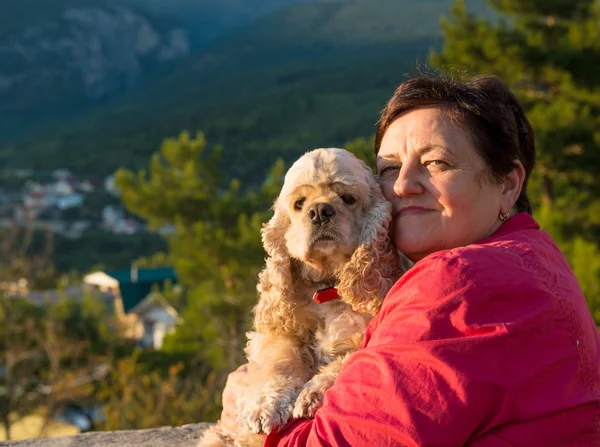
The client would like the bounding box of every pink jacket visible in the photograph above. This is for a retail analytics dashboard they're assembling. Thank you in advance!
[265,213,600,446]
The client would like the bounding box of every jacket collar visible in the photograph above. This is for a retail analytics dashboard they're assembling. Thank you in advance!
[478,212,540,244]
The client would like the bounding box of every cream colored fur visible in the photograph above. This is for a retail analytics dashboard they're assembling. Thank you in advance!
[197,148,405,447]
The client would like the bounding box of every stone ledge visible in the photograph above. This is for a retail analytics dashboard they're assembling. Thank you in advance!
[0,423,211,447]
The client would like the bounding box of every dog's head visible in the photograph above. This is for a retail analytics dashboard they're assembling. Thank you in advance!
[274,148,376,274]
[260,148,402,317]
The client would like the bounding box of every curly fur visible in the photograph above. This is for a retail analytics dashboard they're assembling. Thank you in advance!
[337,180,399,314]
[197,148,407,447]
[253,207,301,337]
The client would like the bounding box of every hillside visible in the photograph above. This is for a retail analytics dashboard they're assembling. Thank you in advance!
[1,0,491,183]
[0,0,120,38]
[0,0,189,140]
[124,0,314,45]
[0,0,314,141]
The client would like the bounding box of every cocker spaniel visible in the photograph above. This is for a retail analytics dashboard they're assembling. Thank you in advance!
[198,148,405,447]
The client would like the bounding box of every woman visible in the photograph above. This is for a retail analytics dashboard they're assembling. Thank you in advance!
[219,74,600,446]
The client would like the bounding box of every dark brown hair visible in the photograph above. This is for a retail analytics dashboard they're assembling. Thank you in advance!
[375,74,535,214]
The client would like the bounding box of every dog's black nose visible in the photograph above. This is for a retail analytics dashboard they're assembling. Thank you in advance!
[308,203,336,225]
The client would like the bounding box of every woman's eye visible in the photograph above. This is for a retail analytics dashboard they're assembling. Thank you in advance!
[294,198,305,211]
[425,160,446,167]
[340,194,357,205]
[378,165,400,176]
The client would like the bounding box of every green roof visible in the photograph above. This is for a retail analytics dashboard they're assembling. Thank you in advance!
[104,267,177,312]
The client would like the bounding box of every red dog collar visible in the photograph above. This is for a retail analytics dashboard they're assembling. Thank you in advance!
[313,286,339,304]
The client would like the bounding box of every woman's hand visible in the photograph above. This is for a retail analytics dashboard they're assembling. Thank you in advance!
[219,363,266,441]
[219,364,248,436]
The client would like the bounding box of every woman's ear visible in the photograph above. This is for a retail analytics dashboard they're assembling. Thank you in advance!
[500,160,526,212]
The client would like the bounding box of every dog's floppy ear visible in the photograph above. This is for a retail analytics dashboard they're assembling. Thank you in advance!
[253,201,300,336]
[337,180,404,314]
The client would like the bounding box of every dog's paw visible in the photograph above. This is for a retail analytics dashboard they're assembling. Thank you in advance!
[196,424,233,447]
[240,388,298,435]
[292,373,336,419]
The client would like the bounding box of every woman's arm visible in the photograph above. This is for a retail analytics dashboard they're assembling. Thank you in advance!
[265,252,514,447]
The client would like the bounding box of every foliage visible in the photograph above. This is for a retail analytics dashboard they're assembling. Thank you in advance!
[431,0,600,322]
[0,293,112,440]
[135,251,172,268]
[98,350,221,430]
[345,135,377,169]
[51,230,168,273]
[117,132,284,373]
[0,224,58,291]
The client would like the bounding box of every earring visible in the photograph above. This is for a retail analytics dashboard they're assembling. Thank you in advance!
[499,210,510,222]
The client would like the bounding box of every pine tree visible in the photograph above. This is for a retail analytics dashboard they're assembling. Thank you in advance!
[431,0,600,321]
[116,132,284,371]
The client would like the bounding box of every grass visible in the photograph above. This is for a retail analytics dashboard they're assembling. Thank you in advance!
[0,410,79,441]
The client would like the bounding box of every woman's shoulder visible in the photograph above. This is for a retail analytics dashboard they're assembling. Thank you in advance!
[380,229,565,327]
[406,222,559,289]
[394,239,527,293]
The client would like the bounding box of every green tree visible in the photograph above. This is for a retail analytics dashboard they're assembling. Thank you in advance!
[116,132,284,373]
[98,350,220,430]
[0,293,112,440]
[345,136,376,170]
[431,0,600,321]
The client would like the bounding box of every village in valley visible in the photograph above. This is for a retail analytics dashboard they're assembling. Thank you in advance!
[0,167,182,431]
[0,168,146,238]
[0,164,180,334]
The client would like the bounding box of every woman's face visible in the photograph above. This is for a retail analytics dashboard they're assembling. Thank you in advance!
[377,107,506,262]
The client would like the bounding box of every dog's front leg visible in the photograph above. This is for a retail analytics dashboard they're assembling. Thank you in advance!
[239,332,313,435]
[292,307,370,419]
[292,354,350,419]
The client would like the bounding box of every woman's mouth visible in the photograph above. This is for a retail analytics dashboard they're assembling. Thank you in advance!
[396,206,435,217]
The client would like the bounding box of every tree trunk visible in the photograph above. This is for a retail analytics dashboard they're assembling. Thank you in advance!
[541,168,554,210]
[2,416,11,441]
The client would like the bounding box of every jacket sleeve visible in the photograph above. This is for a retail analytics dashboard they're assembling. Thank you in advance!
[265,252,514,447]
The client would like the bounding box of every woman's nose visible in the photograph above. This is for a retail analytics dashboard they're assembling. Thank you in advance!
[393,165,424,197]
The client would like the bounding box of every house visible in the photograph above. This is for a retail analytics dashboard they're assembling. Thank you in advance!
[83,267,178,345]
[101,206,141,235]
[104,174,120,196]
[78,179,98,193]
[56,193,84,210]
[129,292,181,349]
[102,205,124,226]
[112,217,140,235]
[50,179,76,196]
[24,180,45,193]
[13,285,114,310]
[158,224,177,236]
[24,190,49,210]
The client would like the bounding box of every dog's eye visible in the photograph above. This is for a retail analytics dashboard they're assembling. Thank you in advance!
[340,194,357,205]
[294,198,305,211]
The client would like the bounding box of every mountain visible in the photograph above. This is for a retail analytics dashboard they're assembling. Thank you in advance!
[0,0,492,183]
[123,0,315,45]
[0,0,191,140]
[0,0,316,141]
